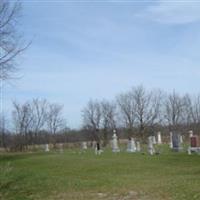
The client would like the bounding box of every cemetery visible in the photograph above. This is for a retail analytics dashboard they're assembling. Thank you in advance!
[1,130,200,200]
[1,1,200,200]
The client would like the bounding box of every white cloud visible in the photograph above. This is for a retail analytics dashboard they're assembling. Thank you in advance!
[138,1,200,24]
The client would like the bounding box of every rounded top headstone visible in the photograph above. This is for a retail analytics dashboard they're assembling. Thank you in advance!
[189,130,193,137]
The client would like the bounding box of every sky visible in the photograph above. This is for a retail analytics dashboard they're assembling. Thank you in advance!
[3,0,200,128]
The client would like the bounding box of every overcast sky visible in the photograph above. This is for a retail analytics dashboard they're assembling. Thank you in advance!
[4,0,200,128]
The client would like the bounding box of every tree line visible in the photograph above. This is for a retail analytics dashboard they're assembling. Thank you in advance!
[1,85,200,151]
[0,99,66,150]
[82,85,200,145]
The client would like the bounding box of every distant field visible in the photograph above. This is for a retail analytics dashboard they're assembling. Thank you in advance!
[0,145,200,200]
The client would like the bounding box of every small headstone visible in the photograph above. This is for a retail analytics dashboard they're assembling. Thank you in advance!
[127,138,136,153]
[190,136,199,148]
[180,135,183,144]
[157,131,162,144]
[148,136,155,155]
[188,135,200,154]
[136,141,141,152]
[95,142,103,155]
[112,130,120,152]
[169,132,173,148]
[152,136,157,144]
[189,130,193,137]
[82,142,87,150]
[59,143,64,153]
[45,144,49,152]
[172,133,182,152]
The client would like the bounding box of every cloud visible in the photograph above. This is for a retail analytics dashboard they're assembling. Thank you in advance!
[137,1,200,24]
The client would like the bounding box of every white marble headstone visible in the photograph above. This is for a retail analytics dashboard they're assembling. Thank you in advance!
[82,142,87,150]
[112,131,120,152]
[169,132,173,149]
[180,135,183,144]
[148,136,155,155]
[59,143,64,153]
[189,130,193,137]
[45,144,49,152]
[157,131,162,144]
[152,136,157,144]
[127,138,136,153]
[136,141,141,152]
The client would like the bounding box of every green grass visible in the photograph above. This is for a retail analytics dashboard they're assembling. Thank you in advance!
[1,145,200,200]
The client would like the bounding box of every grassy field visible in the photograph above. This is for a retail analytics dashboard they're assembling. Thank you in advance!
[0,145,200,200]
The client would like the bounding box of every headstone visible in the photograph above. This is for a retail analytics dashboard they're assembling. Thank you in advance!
[148,136,155,155]
[189,130,193,137]
[157,131,162,144]
[82,142,87,150]
[59,143,64,153]
[127,138,136,153]
[169,132,173,148]
[152,136,157,144]
[190,136,199,148]
[92,141,96,148]
[45,144,49,152]
[180,135,183,144]
[112,130,120,152]
[188,135,200,155]
[172,133,182,152]
[136,141,141,152]
[95,142,103,155]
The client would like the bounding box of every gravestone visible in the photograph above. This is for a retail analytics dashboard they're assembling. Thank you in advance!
[190,136,199,148]
[152,136,157,144]
[148,136,155,155]
[136,141,141,152]
[59,143,64,153]
[188,135,200,154]
[127,138,136,153]
[172,133,182,152]
[95,142,103,155]
[45,144,49,152]
[112,130,120,152]
[157,131,162,144]
[189,130,193,137]
[82,142,87,150]
[180,135,183,144]
[169,132,173,148]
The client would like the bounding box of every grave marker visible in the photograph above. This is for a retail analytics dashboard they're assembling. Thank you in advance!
[112,130,120,152]
[148,136,155,155]
[172,133,182,152]
[127,138,136,153]
[157,131,162,144]
[169,132,173,148]
[82,142,87,150]
[136,141,141,152]
[45,144,49,152]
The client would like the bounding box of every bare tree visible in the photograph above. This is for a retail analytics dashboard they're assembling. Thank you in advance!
[164,91,184,130]
[82,100,101,142]
[46,103,64,135]
[0,114,7,148]
[0,0,28,80]
[31,98,48,141]
[101,100,117,146]
[116,91,136,132]
[190,95,200,124]
[181,94,193,126]
[133,86,162,136]
[12,101,34,150]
